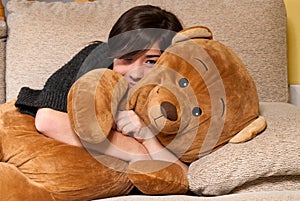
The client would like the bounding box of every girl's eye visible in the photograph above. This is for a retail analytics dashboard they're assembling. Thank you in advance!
[146,60,157,65]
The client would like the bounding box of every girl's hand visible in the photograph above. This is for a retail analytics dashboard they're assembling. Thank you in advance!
[115,110,154,143]
[116,110,188,173]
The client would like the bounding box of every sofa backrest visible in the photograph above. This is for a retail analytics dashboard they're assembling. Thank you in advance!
[0,0,288,103]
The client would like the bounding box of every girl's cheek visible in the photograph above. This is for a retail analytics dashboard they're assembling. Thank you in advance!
[144,67,153,76]
[114,63,137,76]
[113,59,133,75]
[113,59,124,75]
[113,64,125,75]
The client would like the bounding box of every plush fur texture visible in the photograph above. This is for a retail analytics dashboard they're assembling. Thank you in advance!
[0,26,266,200]
[67,26,266,195]
[0,101,133,200]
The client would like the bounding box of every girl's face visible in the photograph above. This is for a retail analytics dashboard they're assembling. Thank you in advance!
[113,42,161,88]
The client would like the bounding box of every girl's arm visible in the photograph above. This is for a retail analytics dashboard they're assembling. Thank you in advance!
[116,110,188,173]
[35,108,82,146]
[140,132,188,173]
[83,130,151,163]
[35,108,151,162]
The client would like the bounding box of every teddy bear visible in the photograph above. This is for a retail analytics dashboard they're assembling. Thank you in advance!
[68,26,267,163]
[0,26,266,201]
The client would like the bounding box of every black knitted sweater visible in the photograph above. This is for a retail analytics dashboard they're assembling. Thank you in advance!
[15,42,113,117]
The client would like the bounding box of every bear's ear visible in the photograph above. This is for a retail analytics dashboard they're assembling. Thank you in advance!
[172,26,213,44]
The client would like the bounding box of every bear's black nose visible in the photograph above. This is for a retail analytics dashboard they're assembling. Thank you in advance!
[160,101,178,121]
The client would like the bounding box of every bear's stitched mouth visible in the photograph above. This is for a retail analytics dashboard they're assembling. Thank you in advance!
[180,116,211,135]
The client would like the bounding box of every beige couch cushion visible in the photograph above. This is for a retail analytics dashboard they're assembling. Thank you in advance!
[188,102,300,195]
[5,0,287,102]
[97,191,300,201]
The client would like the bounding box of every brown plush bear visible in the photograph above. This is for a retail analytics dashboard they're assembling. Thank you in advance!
[0,26,266,201]
[68,26,267,163]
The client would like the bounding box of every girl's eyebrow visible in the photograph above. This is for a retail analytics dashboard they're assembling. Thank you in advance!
[145,54,161,58]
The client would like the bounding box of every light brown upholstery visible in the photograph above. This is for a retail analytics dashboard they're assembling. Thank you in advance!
[0,0,299,200]
[3,0,287,103]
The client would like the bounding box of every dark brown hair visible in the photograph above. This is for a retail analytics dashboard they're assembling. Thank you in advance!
[107,5,183,59]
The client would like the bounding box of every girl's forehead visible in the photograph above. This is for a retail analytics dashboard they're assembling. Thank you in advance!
[137,49,161,61]
[145,48,161,55]
[143,41,162,56]
[131,44,162,60]
[149,41,161,50]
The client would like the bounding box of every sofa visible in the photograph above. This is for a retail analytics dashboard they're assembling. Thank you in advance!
[0,0,299,200]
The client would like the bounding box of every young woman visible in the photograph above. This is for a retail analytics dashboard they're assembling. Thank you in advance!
[15,5,187,172]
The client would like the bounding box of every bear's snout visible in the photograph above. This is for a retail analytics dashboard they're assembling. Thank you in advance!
[160,101,178,121]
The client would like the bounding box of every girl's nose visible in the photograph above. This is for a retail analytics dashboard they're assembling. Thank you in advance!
[129,67,145,81]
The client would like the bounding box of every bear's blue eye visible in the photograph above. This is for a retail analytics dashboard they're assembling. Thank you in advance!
[179,78,189,88]
[192,107,202,117]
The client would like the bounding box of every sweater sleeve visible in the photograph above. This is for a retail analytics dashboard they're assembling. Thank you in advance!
[15,42,112,117]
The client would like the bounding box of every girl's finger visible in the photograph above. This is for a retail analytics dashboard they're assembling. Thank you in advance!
[116,110,131,119]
